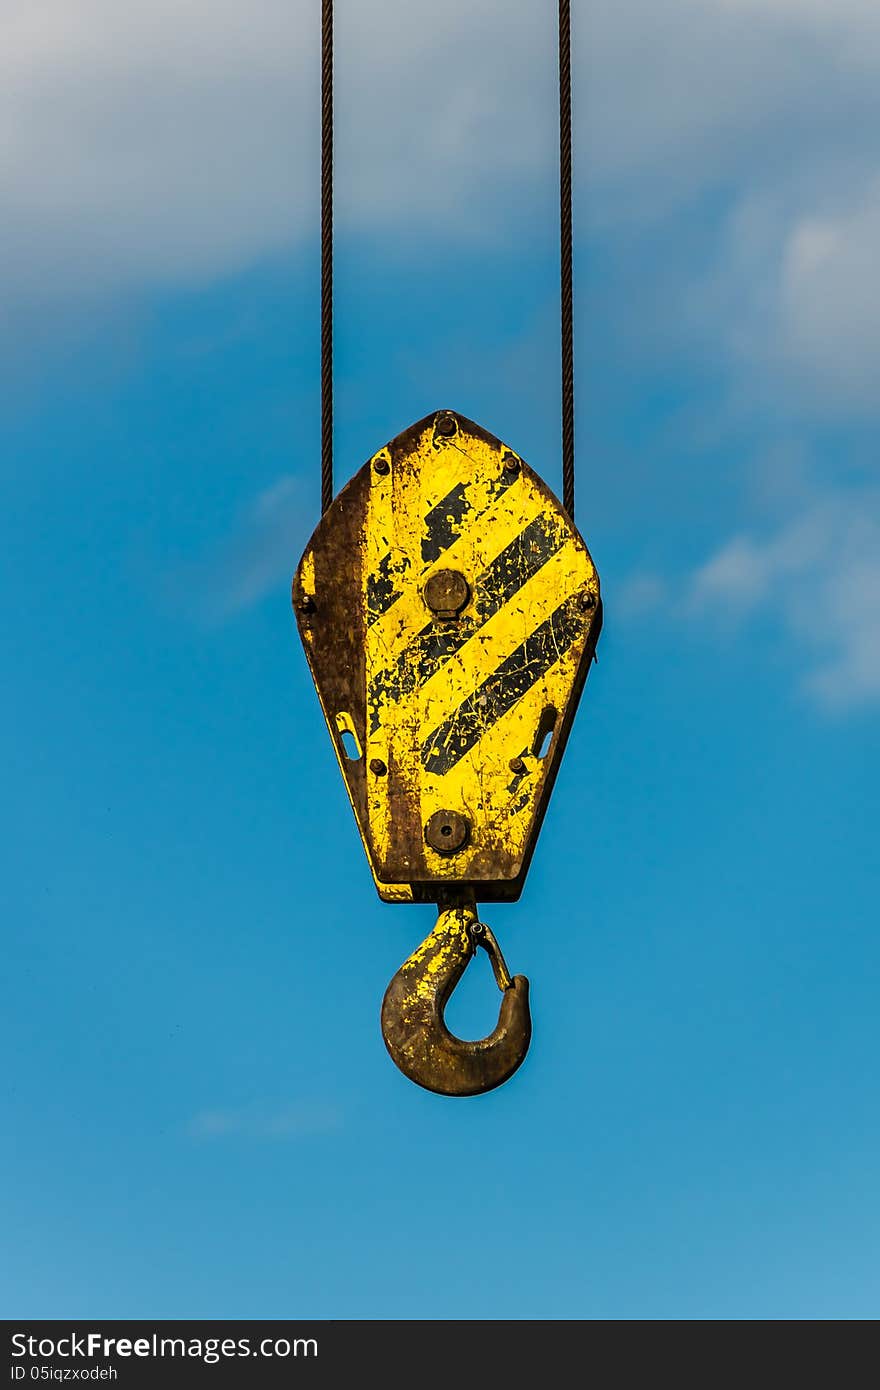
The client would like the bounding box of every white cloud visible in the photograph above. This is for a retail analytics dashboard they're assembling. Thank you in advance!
[3,1,880,295]
[167,474,311,622]
[688,172,880,414]
[0,0,560,297]
[687,492,880,709]
[4,0,880,412]
[777,181,880,404]
[1,2,309,294]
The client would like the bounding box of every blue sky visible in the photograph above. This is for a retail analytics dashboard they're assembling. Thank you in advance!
[2,0,879,1319]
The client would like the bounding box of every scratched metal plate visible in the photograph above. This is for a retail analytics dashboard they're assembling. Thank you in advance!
[293,410,601,904]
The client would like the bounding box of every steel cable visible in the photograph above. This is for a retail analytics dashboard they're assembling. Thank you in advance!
[321,0,333,513]
[559,0,575,519]
[320,2,576,517]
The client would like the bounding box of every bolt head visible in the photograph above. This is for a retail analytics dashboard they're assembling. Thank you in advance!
[424,568,470,619]
[435,412,457,438]
[424,809,470,855]
[509,756,526,774]
[374,457,390,476]
[298,594,316,614]
[580,591,596,610]
[369,758,387,777]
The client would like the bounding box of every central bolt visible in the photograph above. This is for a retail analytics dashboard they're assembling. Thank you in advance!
[424,809,470,855]
[424,568,470,619]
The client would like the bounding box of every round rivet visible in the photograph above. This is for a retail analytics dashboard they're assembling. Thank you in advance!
[370,758,387,776]
[298,594,315,614]
[424,809,470,855]
[424,568,470,619]
[435,413,457,437]
[374,458,390,475]
[581,591,596,610]
[509,756,526,774]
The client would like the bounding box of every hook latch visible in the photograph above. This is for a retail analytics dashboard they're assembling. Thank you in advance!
[381,902,531,1097]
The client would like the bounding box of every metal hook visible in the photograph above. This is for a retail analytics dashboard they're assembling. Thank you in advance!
[380,900,531,1096]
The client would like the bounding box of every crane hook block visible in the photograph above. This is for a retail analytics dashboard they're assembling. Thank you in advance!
[292,410,601,904]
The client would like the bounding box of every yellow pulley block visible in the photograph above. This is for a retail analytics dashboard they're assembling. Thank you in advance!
[293,410,601,1095]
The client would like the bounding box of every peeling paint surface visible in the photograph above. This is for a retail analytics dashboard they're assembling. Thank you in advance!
[292,410,601,905]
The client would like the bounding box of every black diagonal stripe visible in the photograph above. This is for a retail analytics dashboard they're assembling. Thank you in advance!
[367,551,411,626]
[420,591,585,776]
[421,468,518,565]
[474,513,564,624]
[367,514,565,734]
[368,622,463,737]
[422,482,469,563]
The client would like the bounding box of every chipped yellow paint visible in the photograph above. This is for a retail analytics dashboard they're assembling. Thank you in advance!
[361,414,597,897]
[396,903,475,1003]
[298,548,315,599]
[293,409,601,904]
